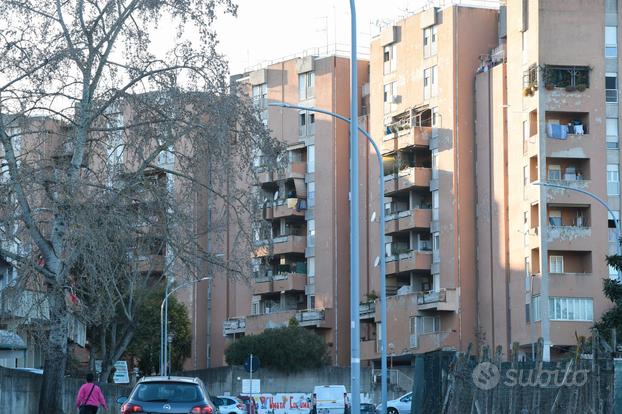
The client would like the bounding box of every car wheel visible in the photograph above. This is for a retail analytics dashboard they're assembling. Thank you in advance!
[388,408,399,414]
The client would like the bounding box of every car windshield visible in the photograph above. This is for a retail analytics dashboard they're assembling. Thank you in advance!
[132,382,203,403]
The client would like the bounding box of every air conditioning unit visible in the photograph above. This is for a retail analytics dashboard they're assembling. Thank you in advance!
[390,95,400,104]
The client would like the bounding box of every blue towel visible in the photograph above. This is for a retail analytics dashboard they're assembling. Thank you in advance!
[547,123,568,140]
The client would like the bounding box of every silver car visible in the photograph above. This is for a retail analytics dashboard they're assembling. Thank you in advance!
[118,376,216,414]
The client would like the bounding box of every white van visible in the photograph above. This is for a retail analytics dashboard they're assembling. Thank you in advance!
[312,385,349,414]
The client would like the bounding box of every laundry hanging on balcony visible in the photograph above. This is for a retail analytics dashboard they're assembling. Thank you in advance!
[547,123,568,140]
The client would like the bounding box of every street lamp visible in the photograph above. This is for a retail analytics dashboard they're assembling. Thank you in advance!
[532,180,621,362]
[532,181,621,260]
[348,3,361,414]
[160,276,212,375]
[267,101,387,414]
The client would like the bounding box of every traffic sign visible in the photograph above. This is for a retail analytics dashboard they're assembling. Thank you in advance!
[244,354,260,373]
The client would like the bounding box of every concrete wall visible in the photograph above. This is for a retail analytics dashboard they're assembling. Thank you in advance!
[0,367,131,414]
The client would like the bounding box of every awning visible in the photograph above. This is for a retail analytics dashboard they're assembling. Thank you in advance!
[287,143,306,151]
[0,330,27,350]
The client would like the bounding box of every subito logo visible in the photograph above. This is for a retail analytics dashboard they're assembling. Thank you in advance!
[472,362,500,390]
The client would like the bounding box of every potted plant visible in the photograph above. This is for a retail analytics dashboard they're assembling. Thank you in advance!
[545,83,555,90]
[565,85,576,92]
[530,84,538,93]
[523,87,532,97]
[576,83,587,92]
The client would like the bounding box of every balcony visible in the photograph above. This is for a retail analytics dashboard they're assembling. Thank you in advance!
[382,126,432,154]
[0,289,49,321]
[255,235,306,257]
[272,199,306,219]
[245,308,330,335]
[415,331,457,353]
[384,167,431,195]
[361,339,378,360]
[253,273,306,295]
[223,317,246,336]
[359,302,376,320]
[256,161,306,185]
[386,250,432,275]
[416,288,458,311]
[385,209,432,234]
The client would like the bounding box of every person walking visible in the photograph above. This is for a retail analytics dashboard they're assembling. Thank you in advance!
[76,373,108,414]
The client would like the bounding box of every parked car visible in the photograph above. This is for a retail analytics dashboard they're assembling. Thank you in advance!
[311,385,349,414]
[117,375,217,414]
[376,392,412,414]
[215,395,248,414]
[360,403,376,414]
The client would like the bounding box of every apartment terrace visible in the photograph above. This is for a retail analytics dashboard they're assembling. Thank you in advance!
[386,250,432,275]
[416,288,458,312]
[245,308,330,335]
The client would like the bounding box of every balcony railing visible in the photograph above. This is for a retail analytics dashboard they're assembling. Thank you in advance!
[417,289,446,305]
[359,302,376,319]
[223,317,246,335]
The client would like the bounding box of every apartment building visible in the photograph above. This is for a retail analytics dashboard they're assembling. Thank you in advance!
[476,0,619,360]
[359,5,500,365]
[214,54,369,366]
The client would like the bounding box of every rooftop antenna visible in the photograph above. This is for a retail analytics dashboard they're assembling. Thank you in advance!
[315,16,329,54]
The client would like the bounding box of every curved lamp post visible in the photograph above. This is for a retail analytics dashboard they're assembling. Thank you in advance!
[160,276,212,375]
[532,181,621,262]
[267,101,387,414]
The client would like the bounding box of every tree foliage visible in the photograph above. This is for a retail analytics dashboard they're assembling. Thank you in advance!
[126,287,191,375]
[594,254,622,342]
[0,0,280,411]
[224,323,329,373]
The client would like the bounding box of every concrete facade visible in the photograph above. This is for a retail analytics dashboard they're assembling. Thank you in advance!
[195,55,370,368]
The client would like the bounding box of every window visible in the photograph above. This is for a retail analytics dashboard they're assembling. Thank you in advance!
[432,232,440,263]
[307,219,315,247]
[607,118,619,149]
[432,190,439,221]
[548,297,594,321]
[308,181,315,208]
[606,73,618,103]
[424,66,437,99]
[423,26,438,58]
[523,165,528,199]
[383,82,397,114]
[549,255,564,273]
[383,44,396,74]
[548,164,561,180]
[299,72,315,100]
[608,164,619,195]
[307,145,315,174]
[416,315,441,335]
[252,83,268,109]
[299,112,315,137]
[548,209,562,226]
[606,26,618,58]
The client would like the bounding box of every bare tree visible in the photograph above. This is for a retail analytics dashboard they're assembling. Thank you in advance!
[0,1,280,412]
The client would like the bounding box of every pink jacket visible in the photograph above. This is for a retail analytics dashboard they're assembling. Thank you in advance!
[76,383,108,410]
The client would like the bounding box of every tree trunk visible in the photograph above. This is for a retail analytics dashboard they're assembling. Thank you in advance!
[38,288,69,414]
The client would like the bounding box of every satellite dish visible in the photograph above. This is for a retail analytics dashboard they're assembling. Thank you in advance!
[371,211,377,222]
[374,256,380,267]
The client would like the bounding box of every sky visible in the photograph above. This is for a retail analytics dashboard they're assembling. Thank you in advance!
[212,0,437,75]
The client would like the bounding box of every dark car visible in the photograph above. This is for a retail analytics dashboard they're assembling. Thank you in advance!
[360,403,376,414]
[118,376,217,414]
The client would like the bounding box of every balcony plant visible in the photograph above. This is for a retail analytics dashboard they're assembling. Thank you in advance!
[576,83,587,92]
